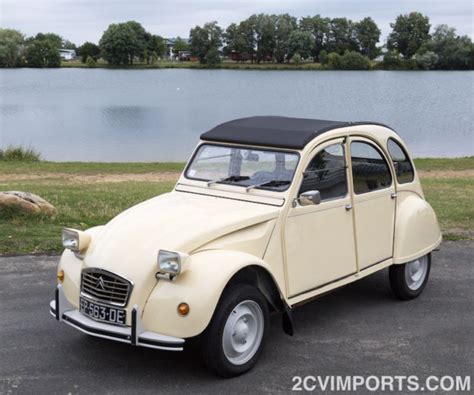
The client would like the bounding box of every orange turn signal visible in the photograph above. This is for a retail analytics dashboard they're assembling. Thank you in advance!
[57,270,65,283]
[177,302,190,316]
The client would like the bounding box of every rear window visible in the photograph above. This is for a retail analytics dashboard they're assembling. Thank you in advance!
[387,139,414,184]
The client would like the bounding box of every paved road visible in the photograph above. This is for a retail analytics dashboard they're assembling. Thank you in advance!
[1,241,473,394]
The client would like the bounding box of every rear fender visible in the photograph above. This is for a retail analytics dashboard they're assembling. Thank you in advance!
[393,194,442,264]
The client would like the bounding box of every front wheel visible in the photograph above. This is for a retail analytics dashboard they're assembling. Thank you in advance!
[389,254,431,300]
[201,284,269,377]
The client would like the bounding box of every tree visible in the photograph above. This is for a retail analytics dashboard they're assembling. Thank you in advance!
[238,19,258,62]
[99,21,147,65]
[78,42,100,63]
[326,18,358,55]
[273,14,297,63]
[32,33,63,48]
[62,40,77,50]
[173,37,189,53]
[147,34,166,58]
[246,14,276,63]
[0,28,25,67]
[25,39,61,67]
[354,17,381,59]
[223,23,247,58]
[206,47,221,67]
[189,21,223,64]
[423,25,473,69]
[387,12,431,59]
[287,30,314,60]
[299,15,330,61]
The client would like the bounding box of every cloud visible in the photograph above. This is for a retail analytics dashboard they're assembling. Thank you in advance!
[1,0,472,44]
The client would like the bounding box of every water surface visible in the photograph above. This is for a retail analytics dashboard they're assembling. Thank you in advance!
[0,69,472,161]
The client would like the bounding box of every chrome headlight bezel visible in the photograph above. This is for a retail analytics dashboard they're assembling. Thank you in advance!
[158,250,181,275]
[62,228,80,252]
[157,250,189,280]
[62,228,90,256]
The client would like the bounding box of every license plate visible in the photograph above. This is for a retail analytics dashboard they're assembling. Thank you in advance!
[79,297,126,325]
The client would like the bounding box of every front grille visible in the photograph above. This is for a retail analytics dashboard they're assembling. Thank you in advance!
[80,268,132,307]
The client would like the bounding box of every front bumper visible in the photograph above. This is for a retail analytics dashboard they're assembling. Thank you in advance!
[50,284,184,351]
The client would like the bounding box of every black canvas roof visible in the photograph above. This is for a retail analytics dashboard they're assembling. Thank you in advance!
[200,116,391,149]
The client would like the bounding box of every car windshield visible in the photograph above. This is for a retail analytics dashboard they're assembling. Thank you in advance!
[185,144,299,191]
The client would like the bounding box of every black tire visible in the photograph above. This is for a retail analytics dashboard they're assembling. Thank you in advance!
[201,284,269,378]
[389,254,431,300]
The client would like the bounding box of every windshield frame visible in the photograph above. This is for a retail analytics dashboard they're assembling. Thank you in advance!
[184,143,301,192]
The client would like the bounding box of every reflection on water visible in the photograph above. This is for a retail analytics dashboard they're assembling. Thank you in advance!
[0,69,472,161]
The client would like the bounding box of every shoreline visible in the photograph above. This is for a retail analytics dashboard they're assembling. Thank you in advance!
[1,61,471,71]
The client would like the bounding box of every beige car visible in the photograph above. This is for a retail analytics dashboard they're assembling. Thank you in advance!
[50,116,441,377]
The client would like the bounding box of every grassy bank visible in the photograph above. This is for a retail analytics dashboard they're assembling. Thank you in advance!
[62,59,329,71]
[0,157,472,254]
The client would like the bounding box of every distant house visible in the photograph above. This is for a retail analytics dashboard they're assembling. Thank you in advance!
[59,49,76,61]
[165,38,190,60]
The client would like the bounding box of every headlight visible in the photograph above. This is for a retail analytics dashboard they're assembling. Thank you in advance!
[157,250,189,280]
[62,228,90,255]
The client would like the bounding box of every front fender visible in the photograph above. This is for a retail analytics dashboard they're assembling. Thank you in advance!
[393,194,442,264]
[141,249,277,339]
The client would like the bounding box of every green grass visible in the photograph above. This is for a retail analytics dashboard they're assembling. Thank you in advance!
[0,181,175,254]
[414,157,474,171]
[0,157,472,254]
[421,177,473,239]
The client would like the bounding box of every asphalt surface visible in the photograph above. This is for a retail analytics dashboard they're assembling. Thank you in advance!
[0,241,473,394]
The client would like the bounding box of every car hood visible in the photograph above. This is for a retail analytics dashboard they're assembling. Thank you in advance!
[83,190,280,278]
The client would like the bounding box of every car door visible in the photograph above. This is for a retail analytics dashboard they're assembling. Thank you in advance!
[285,139,357,297]
[349,138,396,270]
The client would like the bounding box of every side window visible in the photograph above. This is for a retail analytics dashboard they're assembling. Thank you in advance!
[350,141,392,194]
[387,138,414,184]
[299,143,347,201]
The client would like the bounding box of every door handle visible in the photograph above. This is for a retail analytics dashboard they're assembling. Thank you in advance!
[345,204,352,211]
[391,193,398,199]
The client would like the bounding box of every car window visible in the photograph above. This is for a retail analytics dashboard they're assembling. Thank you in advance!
[185,144,299,191]
[387,138,414,184]
[299,143,347,201]
[350,141,392,194]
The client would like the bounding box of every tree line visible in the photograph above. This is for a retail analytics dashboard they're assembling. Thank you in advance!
[0,12,472,69]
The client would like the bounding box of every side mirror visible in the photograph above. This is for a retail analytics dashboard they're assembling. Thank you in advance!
[298,190,321,206]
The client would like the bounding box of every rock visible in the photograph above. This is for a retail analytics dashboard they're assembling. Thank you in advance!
[0,191,56,216]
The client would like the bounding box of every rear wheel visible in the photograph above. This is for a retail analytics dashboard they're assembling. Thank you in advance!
[201,284,269,377]
[389,254,431,300]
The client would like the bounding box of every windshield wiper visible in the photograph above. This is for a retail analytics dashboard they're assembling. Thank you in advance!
[207,175,250,187]
[246,179,291,192]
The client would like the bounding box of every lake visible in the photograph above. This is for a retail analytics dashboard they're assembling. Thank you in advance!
[0,69,472,161]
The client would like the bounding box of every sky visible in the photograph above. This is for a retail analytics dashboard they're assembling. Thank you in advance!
[1,0,473,45]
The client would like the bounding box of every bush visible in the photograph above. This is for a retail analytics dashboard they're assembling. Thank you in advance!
[326,52,341,69]
[382,50,403,69]
[339,51,371,70]
[85,55,97,68]
[291,53,302,65]
[319,50,328,64]
[205,48,221,67]
[0,146,41,162]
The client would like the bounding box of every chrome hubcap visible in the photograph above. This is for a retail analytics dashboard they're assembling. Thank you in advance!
[405,255,428,290]
[222,300,264,365]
